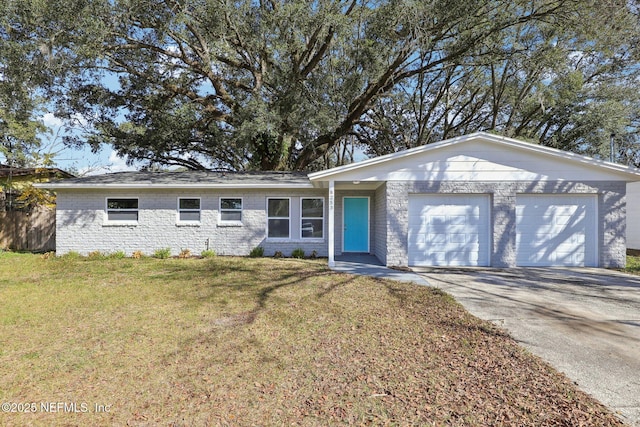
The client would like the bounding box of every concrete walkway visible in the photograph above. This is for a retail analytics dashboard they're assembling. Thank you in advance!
[330,254,429,286]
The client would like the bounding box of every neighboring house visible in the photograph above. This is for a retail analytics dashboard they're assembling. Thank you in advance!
[0,165,75,210]
[0,165,74,252]
[39,132,640,267]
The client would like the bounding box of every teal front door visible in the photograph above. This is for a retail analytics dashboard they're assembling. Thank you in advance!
[343,197,369,252]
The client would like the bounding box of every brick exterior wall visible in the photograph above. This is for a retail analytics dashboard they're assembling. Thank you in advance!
[374,183,387,264]
[55,180,626,268]
[384,181,626,268]
[55,188,329,257]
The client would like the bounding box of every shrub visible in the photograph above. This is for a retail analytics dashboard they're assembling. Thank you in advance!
[249,246,264,258]
[131,250,144,259]
[88,251,106,260]
[109,250,126,259]
[178,248,192,259]
[309,250,318,259]
[201,249,216,258]
[291,248,305,259]
[273,250,283,258]
[153,248,171,259]
[63,251,82,259]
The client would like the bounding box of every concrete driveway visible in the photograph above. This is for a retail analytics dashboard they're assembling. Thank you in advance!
[415,267,640,426]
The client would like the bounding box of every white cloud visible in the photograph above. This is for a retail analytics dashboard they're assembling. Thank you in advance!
[70,113,90,128]
[108,150,136,172]
[41,112,90,131]
[80,150,138,175]
[42,112,64,128]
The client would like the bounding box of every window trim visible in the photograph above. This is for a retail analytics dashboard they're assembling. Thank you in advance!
[177,197,201,225]
[300,197,325,240]
[105,197,139,225]
[219,197,243,225]
[266,197,291,240]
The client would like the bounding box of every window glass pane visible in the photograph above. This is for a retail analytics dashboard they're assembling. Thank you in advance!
[268,199,289,217]
[179,198,200,210]
[302,219,323,238]
[302,199,323,218]
[107,199,138,209]
[221,211,242,222]
[108,211,138,221]
[268,219,289,238]
[221,198,242,210]
[179,211,200,221]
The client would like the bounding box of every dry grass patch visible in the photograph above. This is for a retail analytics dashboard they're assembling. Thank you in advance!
[0,252,624,426]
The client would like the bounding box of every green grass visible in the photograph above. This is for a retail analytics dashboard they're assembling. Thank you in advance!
[625,254,640,274]
[0,253,623,426]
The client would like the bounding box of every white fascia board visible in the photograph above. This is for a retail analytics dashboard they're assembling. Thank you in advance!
[308,131,640,181]
[34,182,315,189]
[484,134,640,178]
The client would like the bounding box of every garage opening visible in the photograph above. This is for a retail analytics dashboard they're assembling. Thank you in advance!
[408,194,491,266]
[516,194,597,267]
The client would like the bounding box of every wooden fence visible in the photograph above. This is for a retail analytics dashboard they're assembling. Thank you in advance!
[0,207,56,252]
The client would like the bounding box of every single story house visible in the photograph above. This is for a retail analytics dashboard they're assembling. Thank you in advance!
[40,132,640,268]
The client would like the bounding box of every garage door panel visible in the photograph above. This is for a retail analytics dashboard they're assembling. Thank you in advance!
[426,233,447,244]
[555,214,576,225]
[408,195,490,267]
[573,252,585,263]
[449,215,466,225]
[428,252,447,264]
[450,233,466,244]
[516,195,596,267]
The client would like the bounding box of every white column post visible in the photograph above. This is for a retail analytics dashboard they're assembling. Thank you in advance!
[328,180,335,267]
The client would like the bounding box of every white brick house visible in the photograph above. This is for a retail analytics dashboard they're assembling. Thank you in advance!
[41,133,640,268]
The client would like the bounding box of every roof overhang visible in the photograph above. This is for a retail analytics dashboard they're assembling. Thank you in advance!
[36,182,315,190]
[34,170,315,190]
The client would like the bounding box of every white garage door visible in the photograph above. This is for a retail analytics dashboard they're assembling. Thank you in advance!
[408,195,490,266]
[516,195,597,267]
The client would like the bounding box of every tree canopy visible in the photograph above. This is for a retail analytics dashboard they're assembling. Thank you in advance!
[3,0,640,171]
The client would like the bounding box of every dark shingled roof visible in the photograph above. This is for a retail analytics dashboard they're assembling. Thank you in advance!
[37,170,313,189]
[0,165,74,179]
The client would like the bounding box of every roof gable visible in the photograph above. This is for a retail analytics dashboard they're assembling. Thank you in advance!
[309,132,640,183]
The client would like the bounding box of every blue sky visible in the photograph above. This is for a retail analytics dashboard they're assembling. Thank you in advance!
[34,71,144,176]
[40,112,138,175]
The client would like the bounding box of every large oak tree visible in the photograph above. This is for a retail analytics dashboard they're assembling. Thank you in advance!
[5,0,640,170]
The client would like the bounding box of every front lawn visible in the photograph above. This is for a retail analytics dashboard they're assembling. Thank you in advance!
[0,252,623,426]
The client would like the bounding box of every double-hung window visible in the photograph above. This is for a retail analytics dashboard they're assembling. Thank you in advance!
[301,198,324,239]
[106,198,138,222]
[267,198,290,239]
[220,198,242,224]
[178,198,201,223]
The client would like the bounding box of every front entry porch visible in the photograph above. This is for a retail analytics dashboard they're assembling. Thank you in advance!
[325,180,384,268]
[331,253,429,286]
